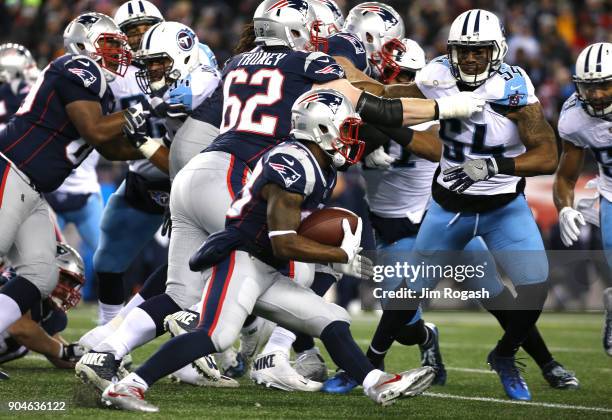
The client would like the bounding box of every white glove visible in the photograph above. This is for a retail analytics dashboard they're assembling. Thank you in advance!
[436,92,486,119]
[338,218,362,262]
[364,146,396,169]
[559,207,586,247]
[333,254,374,281]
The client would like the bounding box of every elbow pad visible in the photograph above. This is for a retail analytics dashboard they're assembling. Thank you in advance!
[356,91,404,127]
[373,125,414,147]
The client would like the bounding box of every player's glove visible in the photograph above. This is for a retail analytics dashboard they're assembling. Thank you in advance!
[442,158,498,193]
[60,343,86,364]
[333,253,374,281]
[436,92,486,119]
[559,207,586,247]
[364,146,396,169]
[149,96,189,119]
[123,103,150,144]
[161,206,172,237]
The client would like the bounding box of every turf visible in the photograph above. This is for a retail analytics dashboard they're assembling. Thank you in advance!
[0,306,610,419]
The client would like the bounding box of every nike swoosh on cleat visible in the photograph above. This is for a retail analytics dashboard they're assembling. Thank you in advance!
[106,391,132,398]
[377,374,402,388]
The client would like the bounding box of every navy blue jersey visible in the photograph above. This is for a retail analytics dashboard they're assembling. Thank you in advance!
[327,32,369,73]
[0,54,115,192]
[0,81,30,129]
[205,46,345,168]
[191,82,223,127]
[224,140,336,267]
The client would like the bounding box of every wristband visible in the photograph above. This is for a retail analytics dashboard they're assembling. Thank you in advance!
[138,137,162,159]
[495,157,515,175]
[268,230,297,238]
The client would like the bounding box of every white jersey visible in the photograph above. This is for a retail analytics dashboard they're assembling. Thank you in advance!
[416,56,539,195]
[363,122,438,224]
[109,66,166,180]
[55,150,100,195]
[558,93,612,201]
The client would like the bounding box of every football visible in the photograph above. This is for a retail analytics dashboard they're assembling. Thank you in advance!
[297,207,358,246]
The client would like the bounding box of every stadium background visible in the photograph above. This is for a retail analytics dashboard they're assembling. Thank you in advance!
[0,0,610,309]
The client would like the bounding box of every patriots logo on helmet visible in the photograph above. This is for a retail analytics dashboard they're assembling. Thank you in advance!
[177,28,196,52]
[299,91,343,114]
[266,0,309,18]
[68,67,97,87]
[323,0,343,21]
[359,5,399,31]
[269,161,302,189]
[314,63,345,78]
[76,14,101,29]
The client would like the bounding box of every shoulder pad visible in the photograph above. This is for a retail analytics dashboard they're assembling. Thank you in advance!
[301,52,345,78]
[62,55,107,98]
[265,144,316,195]
[486,64,536,107]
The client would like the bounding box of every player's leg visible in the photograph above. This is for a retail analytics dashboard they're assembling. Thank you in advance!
[599,197,612,356]
[93,181,163,324]
[479,196,549,400]
[0,166,58,333]
[68,192,103,251]
[169,117,219,180]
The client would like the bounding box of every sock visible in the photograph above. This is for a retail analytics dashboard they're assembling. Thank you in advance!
[320,321,375,384]
[138,264,168,300]
[97,272,125,304]
[292,332,315,354]
[367,309,417,366]
[362,369,385,390]
[242,314,257,329]
[261,326,296,356]
[136,329,216,386]
[495,283,548,357]
[98,302,123,325]
[138,293,182,336]
[95,307,157,359]
[394,319,428,346]
[121,372,149,392]
[311,271,336,296]
[113,293,145,324]
[0,276,41,332]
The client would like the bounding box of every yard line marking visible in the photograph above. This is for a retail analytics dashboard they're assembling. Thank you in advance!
[446,367,494,374]
[423,392,612,413]
[354,339,599,353]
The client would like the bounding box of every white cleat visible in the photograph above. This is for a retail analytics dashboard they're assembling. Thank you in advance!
[78,323,116,351]
[294,348,328,382]
[164,311,221,381]
[239,317,275,364]
[250,351,323,392]
[170,364,239,388]
[117,354,133,380]
[101,383,158,412]
[364,367,435,406]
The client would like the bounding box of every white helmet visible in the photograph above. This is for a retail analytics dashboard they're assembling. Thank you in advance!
[291,89,364,167]
[136,21,200,94]
[253,0,317,51]
[573,42,612,117]
[0,43,39,84]
[63,12,132,80]
[310,0,344,36]
[447,9,508,87]
[343,2,404,69]
[378,38,426,83]
[114,0,163,31]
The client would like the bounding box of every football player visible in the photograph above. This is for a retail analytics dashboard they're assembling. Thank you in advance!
[0,12,161,344]
[0,243,86,371]
[368,9,559,401]
[102,88,436,411]
[0,43,39,130]
[553,42,612,357]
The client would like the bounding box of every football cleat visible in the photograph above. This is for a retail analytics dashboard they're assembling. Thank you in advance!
[419,322,447,385]
[164,310,221,382]
[294,348,328,382]
[101,383,158,412]
[239,317,275,367]
[541,360,579,389]
[487,349,531,401]
[0,369,8,380]
[321,370,358,394]
[75,351,120,392]
[118,353,133,380]
[250,351,323,392]
[604,288,612,356]
[170,364,239,388]
[78,323,116,351]
[0,345,28,364]
[215,347,247,378]
[364,367,435,406]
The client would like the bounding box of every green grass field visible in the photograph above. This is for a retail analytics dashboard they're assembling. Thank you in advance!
[1,305,610,419]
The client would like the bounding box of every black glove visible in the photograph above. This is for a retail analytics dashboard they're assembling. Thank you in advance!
[61,343,86,363]
[123,103,150,148]
[149,96,189,119]
[442,158,498,193]
[161,206,172,237]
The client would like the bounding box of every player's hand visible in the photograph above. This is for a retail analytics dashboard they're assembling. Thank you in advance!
[61,343,86,364]
[442,158,498,193]
[333,253,374,280]
[436,92,486,119]
[559,207,586,247]
[364,146,395,169]
[123,103,150,147]
[339,218,362,262]
[149,96,189,119]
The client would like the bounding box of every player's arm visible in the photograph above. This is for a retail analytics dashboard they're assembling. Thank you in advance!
[263,183,349,264]
[553,141,585,211]
[333,56,385,95]
[408,125,442,162]
[8,312,63,361]
[505,102,559,176]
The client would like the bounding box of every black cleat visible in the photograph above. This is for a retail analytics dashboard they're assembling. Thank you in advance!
[75,351,120,393]
[604,288,612,357]
[419,322,447,385]
[0,369,8,380]
[542,360,579,389]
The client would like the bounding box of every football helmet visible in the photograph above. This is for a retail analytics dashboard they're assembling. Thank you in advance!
[0,43,39,84]
[447,9,508,87]
[310,0,344,52]
[573,42,612,117]
[51,243,85,311]
[343,2,404,73]
[253,0,317,52]
[381,38,426,83]
[136,21,200,94]
[63,12,132,80]
[291,88,364,167]
[114,0,164,52]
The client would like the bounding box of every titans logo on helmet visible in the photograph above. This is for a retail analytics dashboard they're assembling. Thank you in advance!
[359,4,399,31]
[177,28,196,51]
[68,68,98,88]
[269,161,302,189]
[299,91,343,114]
[265,0,309,18]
